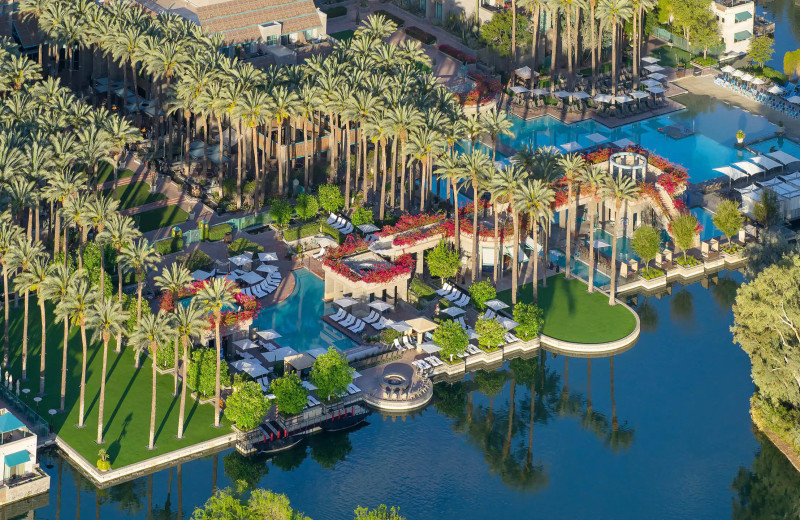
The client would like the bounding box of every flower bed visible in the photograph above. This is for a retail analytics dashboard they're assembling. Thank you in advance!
[458,73,501,107]
[323,248,415,284]
[324,238,370,261]
[581,145,690,195]
[675,255,701,267]
[405,26,437,45]
[159,280,261,329]
[640,267,665,280]
[439,44,476,64]
[377,212,445,237]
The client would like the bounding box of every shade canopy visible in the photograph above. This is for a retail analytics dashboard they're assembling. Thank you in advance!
[768,150,800,165]
[4,450,29,467]
[497,317,519,330]
[649,72,667,81]
[368,299,393,311]
[646,86,666,94]
[631,91,650,100]
[191,269,213,281]
[721,65,736,73]
[593,238,612,248]
[229,254,252,266]
[357,223,380,233]
[420,343,442,354]
[233,339,261,350]
[593,93,614,103]
[571,91,590,100]
[749,155,783,170]
[334,297,359,308]
[406,317,438,333]
[239,271,265,285]
[256,329,282,341]
[484,299,510,310]
[641,79,661,88]
[733,161,765,176]
[553,90,571,98]
[732,70,745,78]
[585,132,608,144]
[530,88,549,96]
[740,73,755,82]
[515,65,533,79]
[560,141,582,152]
[751,77,766,85]
[644,64,664,72]
[768,85,784,94]
[713,165,748,180]
[258,252,279,262]
[389,321,411,332]
[256,264,279,273]
[510,85,529,94]
[441,306,466,317]
[788,95,800,104]
[642,56,660,64]
[613,138,635,148]
[230,360,269,378]
[615,95,634,103]
[0,413,24,434]
[263,347,298,362]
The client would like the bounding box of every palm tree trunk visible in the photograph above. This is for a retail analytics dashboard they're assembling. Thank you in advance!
[453,186,461,252]
[549,10,560,91]
[511,0,517,64]
[379,140,388,220]
[173,331,180,396]
[54,205,61,257]
[531,5,540,65]
[611,22,618,97]
[344,121,351,209]
[588,203,596,292]
[371,138,379,206]
[177,337,188,438]
[609,201,620,305]
[59,317,69,410]
[3,267,9,367]
[532,225,540,302]
[303,119,310,189]
[21,292,29,380]
[78,322,88,427]
[503,379,515,460]
[493,207,500,284]
[38,299,46,395]
[149,344,157,450]
[399,141,407,212]
[97,336,109,444]
[471,183,480,282]
[214,317,222,427]
[216,115,224,188]
[565,182,573,278]
[511,212,519,304]
[390,138,398,211]
[116,258,123,354]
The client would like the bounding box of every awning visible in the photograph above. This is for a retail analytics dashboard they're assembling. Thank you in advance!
[767,150,800,165]
[734,30,752,41]
[503,245,529,262]
[733,161,765,176]
[0,414,24,434]
[560,141,583,152]
[749,156,782,170]
[735,11,752,22]
[713,166,748,180]
[4,450,29,467]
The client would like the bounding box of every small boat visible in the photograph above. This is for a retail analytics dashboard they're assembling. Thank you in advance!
[320,407,371,432]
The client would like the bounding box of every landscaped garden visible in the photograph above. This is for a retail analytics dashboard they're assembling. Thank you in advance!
[95,161,135,185]
[499,275,637,344]
[103,181,167,210]
[134,206,190,232]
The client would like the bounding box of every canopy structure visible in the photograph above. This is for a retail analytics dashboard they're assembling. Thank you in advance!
[233,339,261,350]
[649,72,667,81]
[484,299,509,310]
[767,150,800,165]
[368,299,393,311]
[713,165,748,181]
[585,133,608,144]
[256,264,279,273]
[646,86,666,94]
[768,85,784,94]
[510,86,529,94]
[406,317,438,334]
[230,360,269,378]
[531,88,549,96]
[641,79,661,88]
[419,343,442,354]
[613,138,636,148]
[334,297,358,308]
[229,254,252,267]
[258,252,279,262]
[593,94,613,103]
[515,66,533,79]
[741,73,755,82]
[615,95,634,103]
[630,91,650,100]
[0,413,24,434]
[733,161,765,176]
[751,77,766,85]
[239,271,265,285]
[788,95,800,104]
[781,172,800,183]
[571,91,590,100]
[263,347,298,362]
[732,70,745,78]
[4,450,29,467]
[644,64,664,72]
[191,269,213,281]
[749,156,783,171]
[497,317,519,330]
[441,306,466,317]
[256,329,282,341]
[553,90,571,98]
[642,56,660,64]
[560,141,582,152]
[357,223,380,233]
[721,65,736,73]
[389,321,411,332]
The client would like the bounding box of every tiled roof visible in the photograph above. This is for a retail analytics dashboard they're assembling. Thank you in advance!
[196,0,322,45]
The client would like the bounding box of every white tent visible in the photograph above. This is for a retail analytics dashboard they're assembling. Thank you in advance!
[780,172,800,184]
[767,150,800,165]
[768,85,784,95]
[749,156,782,171]
[713,165,748,181]
[758,177,783,187]
[733,161,765,177]
[497,317,519,330]
[585,133,608,144]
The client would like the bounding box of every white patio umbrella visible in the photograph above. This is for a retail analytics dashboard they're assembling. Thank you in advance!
[751,77,766,85]
[721,65,736,73]
[644,64,664,72]
[649,72,667,81]
[334,297,359,308]
[585,133,608,145]
[732,70,744,78]
[191,269,213,281]
[258,252,279,262]
[646,86,666,94]
[233,339,260,350]
[510,85,530,94]
[357,223,380,233]
[630,91,650,100]
[641,79,661,88]
[390,321,411,332]
[531,88,549,96]
[740,73,754,82]
[256,329,283,341]
[368,299,393,312]
[515,66,533,79]
[484,299,509,310]
[497,317,519,330]
[441,306,466,317]
[553,90,571,98]
[560,141,583,153]
[593,238,612,248]
[615,95,634,103]
[230,360,269,378]
[571,91,590,100]
[642,56,660,64]
[229,254,252,267]
[239,271,265,285]
[256,264,279,273]
[420,343,442,354]
[593,94,614,103]
[768,85,784,95]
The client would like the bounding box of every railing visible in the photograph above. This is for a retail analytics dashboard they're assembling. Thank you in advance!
[651,27,725,57]
[153,209,274,250]
[0,384,51,440]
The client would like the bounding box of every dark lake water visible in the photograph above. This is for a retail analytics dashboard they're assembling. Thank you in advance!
[19,272,800,519]
[758,0,800,72]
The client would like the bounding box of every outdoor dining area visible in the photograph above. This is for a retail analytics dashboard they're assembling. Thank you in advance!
[715,66,800,119]
[190,250,283,300]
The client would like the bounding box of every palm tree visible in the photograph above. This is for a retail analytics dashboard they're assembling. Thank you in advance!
[557,154,587,279]
[87,299,128,445]
[98,214,140,350]
[514,179,555,302]
[490,164,528,302]
[196,278,237,427]
[154,263,193,396]
[130,311,173,450]
[63,278,97,428]
[461,150,493,282]
[601,174,638,305]
[598,0,634,97]
[271,86,299,197]
[86,195,120,303]
[14,255,48,382]
[104,113,141,194]
[9,237,43,377]
[479,109,514,163]
[407,126,445,213]
[387,104,423,212]
[437,155,468,253]
[0,215,22,367]
[120,238,161,327]
[173,300,206,439]
[42,263,80,409]
[578,165,608,292]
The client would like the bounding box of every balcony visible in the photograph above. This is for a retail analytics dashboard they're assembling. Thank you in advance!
[714,0,752,8]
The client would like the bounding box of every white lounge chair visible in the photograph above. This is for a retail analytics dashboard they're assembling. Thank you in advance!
[393,338,403,351]
[484,309,496,320]
[340,314,355,328]
[349,320,365,333]
[327,213,338,225]
[402,336,415,349]
[436,283,452,296]
[455,294,470,307]
[312,247,326,259]
[363,310,380,323]
[341,222,353,234]
[456,317,467,329]
[330,309,346,322]
[374,317,389,330]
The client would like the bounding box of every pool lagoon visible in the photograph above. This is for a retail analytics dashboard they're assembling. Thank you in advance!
[749,136,800,158]
[251,269,356,352]
[692,207,724,242]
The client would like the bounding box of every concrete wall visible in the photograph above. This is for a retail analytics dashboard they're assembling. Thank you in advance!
[712,1,755,54]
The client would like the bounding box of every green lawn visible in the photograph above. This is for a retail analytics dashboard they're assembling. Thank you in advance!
[103,181,166,211]
[330,30,355,42]
[498,274,637,344]
[95,161,135,185]
[5,299,229,468]
[134,206,190,233]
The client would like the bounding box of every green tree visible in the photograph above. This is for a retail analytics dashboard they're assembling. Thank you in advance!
[354,505,406,520]
[294,193,319,221]
[744,231,797,279]
[631,225,661,273]
[784,49,800,78]
[270,199,293,230]
[754,189,780,229]
[192,488,309,520]
[271,373,309,415]
[513,302,544,340]
[225,381,269,431]
[187,348,230,398]
[669,213,699,259]
[350,206,374,227]
[310,347,353,400]
[468,280,497,311]
[712,199,744,246]
[691,10,721,59]
[432,320,469,361]
[747,35,775,69]
[475,317,506,350]
[318,184,344,215]
[426,241,461,282]
[479,11,531,58]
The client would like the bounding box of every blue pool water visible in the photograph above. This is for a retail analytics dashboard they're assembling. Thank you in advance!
[251,269,356,352]
[549,249,612,288]
[591,228,639,262]
[692,207,724,242]
[504,94,775,183]
[749,136,800,158]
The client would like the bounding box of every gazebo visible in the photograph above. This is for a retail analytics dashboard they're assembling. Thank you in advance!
[405,317,438,346]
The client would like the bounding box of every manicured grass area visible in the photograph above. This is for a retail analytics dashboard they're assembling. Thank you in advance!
[103,181,166,211]
[330,30,355,42]
[95,161,134,185]
[134,206,190,233]
[498,274,637,344]
[5,300,228,468]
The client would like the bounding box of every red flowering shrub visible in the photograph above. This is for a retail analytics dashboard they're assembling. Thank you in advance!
[158,280,261,330]
[672,198,688,213]
[439,44,476,64]
[377,212,445,237]
[458,73,501,106]
[552,190,568,209]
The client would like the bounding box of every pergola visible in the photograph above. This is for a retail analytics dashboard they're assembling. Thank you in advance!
[406,317,438,346]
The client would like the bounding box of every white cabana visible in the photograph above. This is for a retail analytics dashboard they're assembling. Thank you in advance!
[642,56,660,64]
[781,172,800,183]
[713,165,748,181]
[367,299,393,312]
[515,66,533,79]
[191,269,213,281]
[593,94,614,103]
[263,347,298,362]
[256,329,282,341]
[441,306,466,317]
[751,77,766,85]
[788,95,800,104]
[641,79,661,88]
[233,339,261,351]
[759,177,783,187]
[749,156,783,171]
[615,95,634,103]
[560,141,583,153]
[721,65,736,73]
[768,85,784,95]
[256,264,279,273]
[741,73,755,82]
[644,64,664,72]
[334,297,358,308]
[239,271,265,285]
[767,150,800,165]
[630,91,650,100]
[732,70,745,78]
[357,223,380,233]
[484,299,509,310]
[649,72,667,81]
[571,91,590,100]
[554,90,571,98]
[510,86,530,94]
[258,252,279,262]
[229,254,253,267]
[647,86,666,94]
[420,343,442,354]
[732,161,765,177]
[531,88,549,96]
[585,133,608,145]
[230,360,269,378]
[389,321,411,332]
[613,138,636,148]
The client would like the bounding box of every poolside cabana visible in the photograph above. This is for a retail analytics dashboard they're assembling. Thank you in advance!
[406,317,438,345]
[714,165,748,187]
[585,133,608,146]
[767,150,800,170]
[285,353,316,379]
[749,155,783,174]
[615,95,634,104]
[263,347,298,363]
[230,359,269,378]
[732,161,765,179]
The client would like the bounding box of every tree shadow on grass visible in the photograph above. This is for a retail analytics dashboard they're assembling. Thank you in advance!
[104,365,142,439]
[107,413,132,464]
[183,399,200,431]
[153,394,177,446]
[84,349,126,421]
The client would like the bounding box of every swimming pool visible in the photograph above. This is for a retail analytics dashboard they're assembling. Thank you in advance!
[749,136,800,158]
[251,269,356,352]
[591,228,640,262]
[691,207,724,242]
[549,249,611,288]
[503,93,775,183]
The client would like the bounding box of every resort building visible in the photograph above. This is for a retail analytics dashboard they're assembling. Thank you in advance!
[710,0,755,55]
[0,410,49,507]
[133,0,328,60]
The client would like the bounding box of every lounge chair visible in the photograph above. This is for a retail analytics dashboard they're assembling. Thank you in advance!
[424,332,433,341]
[455,294,470,307]
[456,317,467,329]
[444,289,460,302]
[341,222,354,234]
[436,283,452,296]
[349,320,365,333]
[483,309,496,320]
[340,314,355,328]
[393,338,404,351]
[374,317,389,330]
[327,213,338,225]
[312,247,326,259]
[363,310,380,324]
[330,309,346,322]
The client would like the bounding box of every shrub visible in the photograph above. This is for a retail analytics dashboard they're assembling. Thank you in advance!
[438,44,476,64]
[322,5,347,18]
[405,26,436,45]
[270,373,308,416]
[350,206,374,227]
[513,302,543,340]
[432,320,469,360]
[270,199,293,229]
[294,193,319,221]
[426,241,460,281]
[669,213,699,259]
[156,339,175,369]
[375,9,405,27]
[283,221,344,244]
[155,237,183,255]
[469,280,496,311]
[380,327,402,346]
[641,267,665,279]
[318,184,344,215]
[188,348,230,398]
[475,317,506,351]
[179,249,213,271]
[631,225,661,269]
[310,347,353,401]
[228,238,264,257]
[409,277,436,301]
[225,381,269,431]
[96,449,111,471]
[208,223,232,242]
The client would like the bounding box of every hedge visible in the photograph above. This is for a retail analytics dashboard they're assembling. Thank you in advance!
[283,222,344,244]
[375,9,405,27]
[155,237,184,255]
[323,6,347,18]
[208,223,232,242]
[405,26,436,45]
[439,44,476,64]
